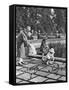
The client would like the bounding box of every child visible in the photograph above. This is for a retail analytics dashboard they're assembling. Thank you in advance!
[46,48,55,65]
[40,38,49,62]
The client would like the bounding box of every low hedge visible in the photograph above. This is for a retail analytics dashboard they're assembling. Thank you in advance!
[49,43,66,58]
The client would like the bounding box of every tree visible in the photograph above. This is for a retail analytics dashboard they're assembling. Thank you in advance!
[55,9,66,33]
[16,7,66,35]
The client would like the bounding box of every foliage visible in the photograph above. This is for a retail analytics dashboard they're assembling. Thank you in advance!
[49,43,66,58]
[16,6,66,35]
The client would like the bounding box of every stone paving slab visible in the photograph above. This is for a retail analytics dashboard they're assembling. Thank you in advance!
[26,69,37,74]
[45,79,56,82]
[30,76,47,82]
[57,69,66,76]
[36,71,50,77]
[16,70,24,76]
[41,66,52,72]
[59,63,66,69]
[58,76,66,81]
[16,79,22,83]
[20,67,28,72]
[17,73,36,80]
[18,81,29,84]
[37,66,44,69]
[16,66,23,70]
[17,73,31,80]
[47,74,60,79]
[23,63,37,68]
[30,74,37,78]
[55,62,66,69]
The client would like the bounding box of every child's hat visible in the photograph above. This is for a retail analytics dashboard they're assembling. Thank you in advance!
[49,48,55,53]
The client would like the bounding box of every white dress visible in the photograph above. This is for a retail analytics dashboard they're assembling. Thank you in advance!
[20,43,26,58]
[28,43,37,56]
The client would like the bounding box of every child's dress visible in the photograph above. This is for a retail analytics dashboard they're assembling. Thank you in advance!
[40,42,49,55]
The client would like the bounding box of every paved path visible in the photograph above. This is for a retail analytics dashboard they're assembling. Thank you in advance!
[16,57,66,84]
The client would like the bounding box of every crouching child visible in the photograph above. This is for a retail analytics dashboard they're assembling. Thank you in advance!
[46,48,55,65]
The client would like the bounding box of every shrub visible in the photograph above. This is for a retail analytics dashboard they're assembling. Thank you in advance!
[49,43,66,58]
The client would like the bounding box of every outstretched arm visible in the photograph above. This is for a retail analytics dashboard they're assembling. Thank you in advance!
[20,30,27,41]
